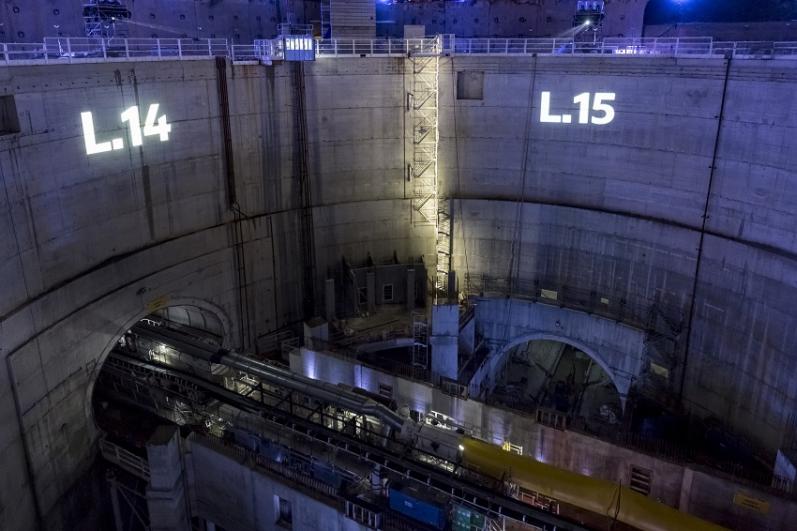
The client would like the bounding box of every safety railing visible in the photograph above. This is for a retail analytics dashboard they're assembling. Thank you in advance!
[99,437,151,481]
[0,37,230,64]
[451,36,717,56]
[2,36,797,66]
[450,36,797,58]
[711,40,797,57]
[315,37,440,57]
[464,272,685,334]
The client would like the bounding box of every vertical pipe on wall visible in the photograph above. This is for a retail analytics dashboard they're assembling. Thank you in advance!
[216,56,252,349]
[293,61,318,320]
[678,55,733,404]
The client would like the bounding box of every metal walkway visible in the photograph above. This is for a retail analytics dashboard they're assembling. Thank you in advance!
[2,35,796,66]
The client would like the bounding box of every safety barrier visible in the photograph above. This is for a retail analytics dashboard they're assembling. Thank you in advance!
[2,35,797,66]
[99,437,151,481]
[315,37,440,57]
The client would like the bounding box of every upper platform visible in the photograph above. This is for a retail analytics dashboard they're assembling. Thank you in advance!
[0,35,795,66]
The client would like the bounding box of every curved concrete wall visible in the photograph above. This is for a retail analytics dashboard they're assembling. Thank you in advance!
[1,52,796,531]
[440,55,797,453]
[0,59,305,530]
[471,298,648,405]
[0,57,425,531]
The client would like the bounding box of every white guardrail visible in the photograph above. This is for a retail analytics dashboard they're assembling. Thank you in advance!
[0,36,796,65]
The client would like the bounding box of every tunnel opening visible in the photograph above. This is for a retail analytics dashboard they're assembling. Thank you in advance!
[89,304,232,531]
[487,339,623,436]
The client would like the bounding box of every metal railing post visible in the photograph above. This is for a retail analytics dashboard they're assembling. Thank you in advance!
[523,39,528,55]
[66,37,72,63]
[3,44,8,65]
[208,40,212,56]
[370,39,374,56]
[156,38,161,58]
[552,40,556,54]
[124,39,129,58]
[388,39,391,55]
[178,39,183,58]
[504,39,508,55]
[102,38,107,59]
[674,37,680,56]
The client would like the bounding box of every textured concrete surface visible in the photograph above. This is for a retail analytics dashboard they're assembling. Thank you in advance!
[1,52,796,531]
[439,55,797,454]
[0,0,317,43]
[470,298,647,406]
[0,0,647,42]
[0,59,303,530]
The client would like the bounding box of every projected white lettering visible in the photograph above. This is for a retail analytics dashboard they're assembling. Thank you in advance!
[540,91,616,125]
[81,103,171,155]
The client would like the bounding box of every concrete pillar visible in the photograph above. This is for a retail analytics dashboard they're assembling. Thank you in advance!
[366,271,376,314]
[146,426,191,531]
[430,304,459,382]
[303,318,329,350]
[324,278,335,320]
[406,268,416,310]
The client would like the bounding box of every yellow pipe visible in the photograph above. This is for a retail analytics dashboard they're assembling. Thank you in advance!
[460,437,728,531]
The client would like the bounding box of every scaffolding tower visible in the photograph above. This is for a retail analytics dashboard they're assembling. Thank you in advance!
[409,39,450,299]
[83,0,131,38]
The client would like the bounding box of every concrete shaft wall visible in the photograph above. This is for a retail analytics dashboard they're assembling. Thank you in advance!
[1,52,796,530]
[0,59,305,530]
[439,55,797,453]
[0,56,426,531]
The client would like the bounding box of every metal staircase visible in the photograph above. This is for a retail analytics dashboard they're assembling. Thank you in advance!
[409,51,439,227]
[408,38,451,299]
[436,201,451,298]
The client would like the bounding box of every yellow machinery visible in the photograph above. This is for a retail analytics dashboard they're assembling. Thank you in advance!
[460,437,728,531]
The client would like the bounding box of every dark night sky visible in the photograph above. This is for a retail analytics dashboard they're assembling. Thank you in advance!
[643,0,797,25]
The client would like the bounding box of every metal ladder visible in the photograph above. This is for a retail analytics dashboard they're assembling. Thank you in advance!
[411,311,429,368]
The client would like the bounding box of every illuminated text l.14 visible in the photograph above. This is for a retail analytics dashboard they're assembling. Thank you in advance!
[81,103,172,156]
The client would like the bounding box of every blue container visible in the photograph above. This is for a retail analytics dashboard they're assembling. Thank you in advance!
[388,486,447,530]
